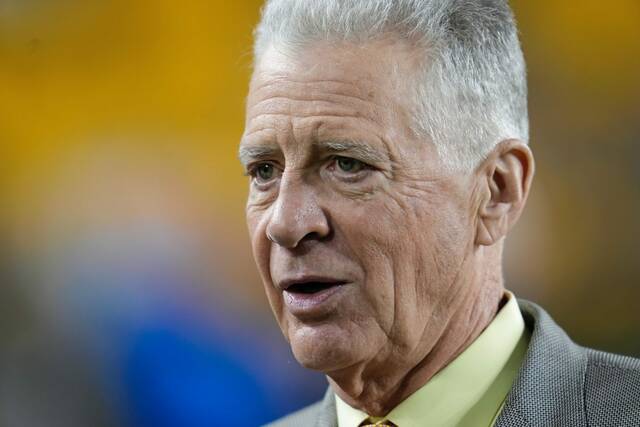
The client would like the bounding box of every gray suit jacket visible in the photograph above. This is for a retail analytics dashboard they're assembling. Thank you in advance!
[265,300,640,426]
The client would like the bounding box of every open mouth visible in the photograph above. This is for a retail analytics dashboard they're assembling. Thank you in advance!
[286,281,346,294]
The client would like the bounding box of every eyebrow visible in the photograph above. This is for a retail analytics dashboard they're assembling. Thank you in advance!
[238,144,281,167]
[238,139,389,167]
[316,140,389,164]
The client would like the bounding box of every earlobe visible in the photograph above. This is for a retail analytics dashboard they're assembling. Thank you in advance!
[476,217,495,246]
[475,140,534,247]
[476,209,508,246]
[476,187,511,246]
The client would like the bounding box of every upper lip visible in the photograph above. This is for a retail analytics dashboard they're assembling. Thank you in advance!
[277,275,348,291]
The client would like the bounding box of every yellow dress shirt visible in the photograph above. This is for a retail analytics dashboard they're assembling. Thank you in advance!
[336,291,530,427]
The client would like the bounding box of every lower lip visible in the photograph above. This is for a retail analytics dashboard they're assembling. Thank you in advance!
[283,284,345,316]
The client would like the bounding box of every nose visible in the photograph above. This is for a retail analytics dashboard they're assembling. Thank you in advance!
[266,177,330,249]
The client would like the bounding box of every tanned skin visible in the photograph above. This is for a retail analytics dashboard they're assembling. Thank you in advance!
[240,38,534,416]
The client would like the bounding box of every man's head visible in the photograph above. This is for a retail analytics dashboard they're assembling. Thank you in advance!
[253,0,529,171]
[239,0,533,400]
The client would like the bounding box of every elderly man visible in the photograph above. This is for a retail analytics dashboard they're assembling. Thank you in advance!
[238,0,640,426]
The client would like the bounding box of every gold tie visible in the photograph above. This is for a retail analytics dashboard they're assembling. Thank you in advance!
[358,418,398,427]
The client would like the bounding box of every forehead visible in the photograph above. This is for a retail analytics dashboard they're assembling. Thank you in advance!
[242,40,420,154]
[249,38,420,102]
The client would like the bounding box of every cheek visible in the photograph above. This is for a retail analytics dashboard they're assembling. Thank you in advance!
[246,205,287,325]
[407,199,475,322]
[337,187,470,330]
[246,209,267,271]
[330,197,415,332]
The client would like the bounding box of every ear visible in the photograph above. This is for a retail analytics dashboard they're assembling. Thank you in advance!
[475,139,535,247]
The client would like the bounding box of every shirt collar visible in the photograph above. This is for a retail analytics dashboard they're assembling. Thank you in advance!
[336,291,529,427]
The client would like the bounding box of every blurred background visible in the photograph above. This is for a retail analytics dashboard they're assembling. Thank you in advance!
[0,1,638,426]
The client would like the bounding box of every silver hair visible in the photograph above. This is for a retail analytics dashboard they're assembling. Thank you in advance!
[253,0,529,171]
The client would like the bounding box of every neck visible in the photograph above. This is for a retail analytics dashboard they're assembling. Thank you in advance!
[327,258,505,416]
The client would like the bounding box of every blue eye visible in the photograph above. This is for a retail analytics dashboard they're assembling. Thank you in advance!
[336,156,365,173]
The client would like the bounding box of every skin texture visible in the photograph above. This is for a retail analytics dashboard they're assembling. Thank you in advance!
[240,38,534,416]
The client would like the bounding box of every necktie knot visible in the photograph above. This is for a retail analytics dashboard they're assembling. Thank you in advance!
[358,418,398,427]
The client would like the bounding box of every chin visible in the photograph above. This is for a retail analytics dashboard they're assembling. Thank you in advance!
[288,323,360,372]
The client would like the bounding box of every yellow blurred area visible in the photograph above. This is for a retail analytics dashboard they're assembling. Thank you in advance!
[1,0,639,361]
[1,0,259,210]
[520,0,640,94]
[1,1,267,305]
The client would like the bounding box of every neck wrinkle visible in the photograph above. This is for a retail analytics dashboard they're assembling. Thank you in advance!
[328,271,504,417]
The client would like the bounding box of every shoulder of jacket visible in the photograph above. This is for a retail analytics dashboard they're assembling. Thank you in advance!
[583,347,640,424]
[586,347,640,371]
[263,400,324,427]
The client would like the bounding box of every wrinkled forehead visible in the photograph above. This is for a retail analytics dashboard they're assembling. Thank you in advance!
[241,39,434,167]
[248,39,420,105]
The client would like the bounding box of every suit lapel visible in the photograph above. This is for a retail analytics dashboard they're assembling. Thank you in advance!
[494,300,588,426]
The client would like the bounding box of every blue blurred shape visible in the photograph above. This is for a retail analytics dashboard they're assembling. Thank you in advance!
[124,325,271,427]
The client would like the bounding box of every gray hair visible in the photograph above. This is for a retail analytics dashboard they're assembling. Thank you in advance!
[253,0,529,171]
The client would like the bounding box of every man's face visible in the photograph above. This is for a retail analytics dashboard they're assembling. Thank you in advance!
[241,40,481,374]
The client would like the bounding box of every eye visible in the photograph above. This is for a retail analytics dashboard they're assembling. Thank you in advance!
[256,163,274,181]
[248,162,279,184]
[335,156,365,173]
